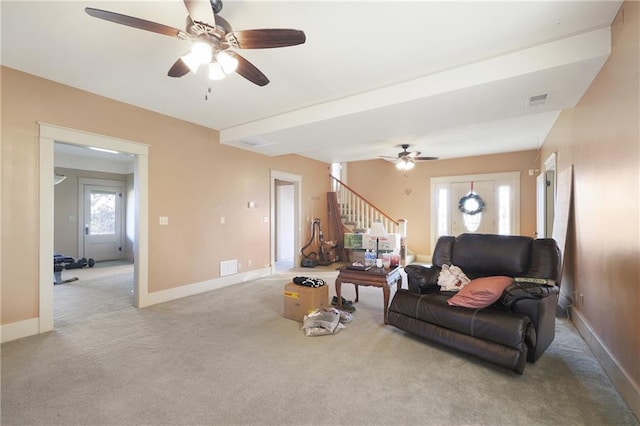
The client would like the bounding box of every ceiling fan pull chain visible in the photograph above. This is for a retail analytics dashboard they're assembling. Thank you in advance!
[205,79,212,100]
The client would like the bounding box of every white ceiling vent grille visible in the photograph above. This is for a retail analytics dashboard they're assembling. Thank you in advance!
[528,93,548,107]
[237,137,273,148]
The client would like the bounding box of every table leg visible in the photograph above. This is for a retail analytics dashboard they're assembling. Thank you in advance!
[383,284,390,325]
[355,285,359,303]
[335,279,343,310]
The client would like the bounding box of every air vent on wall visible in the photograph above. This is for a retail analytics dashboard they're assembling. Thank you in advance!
[528,93,548,107]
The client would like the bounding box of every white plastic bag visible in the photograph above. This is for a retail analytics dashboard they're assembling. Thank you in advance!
[437,264,471,291]
[302,308,345,336]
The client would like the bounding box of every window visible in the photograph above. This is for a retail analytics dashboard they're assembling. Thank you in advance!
[437,187,449,237]
[90,190,116,235]
[498,185,511,235]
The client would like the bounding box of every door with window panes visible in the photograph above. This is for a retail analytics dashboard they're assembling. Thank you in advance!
[432,172,520,249]
[83,184,124,261]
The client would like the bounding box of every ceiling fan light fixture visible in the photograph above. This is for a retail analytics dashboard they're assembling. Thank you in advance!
[181,51,202,73]
[217,51,238,75]
[191,42,213,64]
[53,171,67,185]
[396,158,415,170]
[182,42,213,73]
[208,62,226,80]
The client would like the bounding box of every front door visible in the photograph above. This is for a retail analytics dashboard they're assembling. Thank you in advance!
[82,184,123,261]
[451,181,494,235]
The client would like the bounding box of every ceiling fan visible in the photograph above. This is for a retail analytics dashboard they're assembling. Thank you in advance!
[379,144,438,170]
[85,0,306,87]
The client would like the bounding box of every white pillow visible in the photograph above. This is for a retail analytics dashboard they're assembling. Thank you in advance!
[437,264,471,292]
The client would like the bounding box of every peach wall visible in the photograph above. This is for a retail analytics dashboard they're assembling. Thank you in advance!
[541,0,639,395]
[1,66,330,324]
[347,150,539,255]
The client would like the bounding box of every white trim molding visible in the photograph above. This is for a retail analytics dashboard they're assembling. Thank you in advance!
[572,308,640,419]
[1,318,41,343]
[38,122,150,335]
[270,170,302,274]
[141,268,271,307]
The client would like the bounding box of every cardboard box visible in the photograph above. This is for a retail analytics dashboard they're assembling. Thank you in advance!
[362,233,400,251]
[343,233,364,249]
[283,282,329,322]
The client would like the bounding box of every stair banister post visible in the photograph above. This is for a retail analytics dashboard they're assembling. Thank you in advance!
[398,219,407,266]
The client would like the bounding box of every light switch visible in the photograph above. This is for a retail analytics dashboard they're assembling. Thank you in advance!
[221,216,226,225]
[159,216,169,225]
[68,215,76,222]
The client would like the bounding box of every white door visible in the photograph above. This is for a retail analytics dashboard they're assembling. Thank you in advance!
[451,181,494,235]
[536,173,546,238]
[431,172,521,249]
[276,183,294,263]
[83,184,123,261]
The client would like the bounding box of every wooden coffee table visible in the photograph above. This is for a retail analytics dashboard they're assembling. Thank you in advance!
[335,266,403,324]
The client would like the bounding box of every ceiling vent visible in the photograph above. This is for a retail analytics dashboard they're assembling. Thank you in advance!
[237,137,273,148]
[528,93,548,107]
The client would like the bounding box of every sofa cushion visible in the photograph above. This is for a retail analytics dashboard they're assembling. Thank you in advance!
[447,276,514,308]
[432,236,455,267]
[389,289,532,350]
[452,233,532,277]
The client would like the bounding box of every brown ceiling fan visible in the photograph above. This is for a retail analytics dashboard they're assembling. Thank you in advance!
[379,144,439,170]
[85,0,306,87]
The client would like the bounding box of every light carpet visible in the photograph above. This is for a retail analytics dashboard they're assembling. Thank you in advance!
[1,265,637,425]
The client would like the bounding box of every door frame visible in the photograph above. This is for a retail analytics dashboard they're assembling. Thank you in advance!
[430,171,521,250]
[270,170,302,273]
[78,179,126,261]
[39,123,150,334]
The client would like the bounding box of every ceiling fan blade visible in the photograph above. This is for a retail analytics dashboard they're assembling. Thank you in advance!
[406,151,422,158]
[183,0,216,27]
[168,56,191,78]
[226,29,306,49]
[414,156,439,161]
[85,8,183,38]
[228,52,270,86]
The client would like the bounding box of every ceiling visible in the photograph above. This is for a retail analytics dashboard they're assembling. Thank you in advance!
[1,1,622,164]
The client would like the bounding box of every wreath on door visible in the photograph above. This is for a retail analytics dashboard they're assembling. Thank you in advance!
[458,192,485,216]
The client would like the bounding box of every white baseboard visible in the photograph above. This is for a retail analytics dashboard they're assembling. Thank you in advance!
[1,317,40,343]
[2,268,272,342]
[139,267,272,308]
[571,308,640,420]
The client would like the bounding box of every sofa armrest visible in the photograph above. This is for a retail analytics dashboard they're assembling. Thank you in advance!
[404,264,440,293]
[500,281,559,309]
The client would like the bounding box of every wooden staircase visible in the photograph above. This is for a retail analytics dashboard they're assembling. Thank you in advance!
[327,176,412,264]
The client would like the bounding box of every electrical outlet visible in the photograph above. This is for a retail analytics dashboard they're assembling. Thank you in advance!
[248,259,252,267]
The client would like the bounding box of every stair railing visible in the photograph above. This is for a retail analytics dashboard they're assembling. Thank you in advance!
[330,175,401,235]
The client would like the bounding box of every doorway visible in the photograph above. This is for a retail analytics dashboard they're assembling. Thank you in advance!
[431,171,521,250]
[39,123,150,335]
[537,153,557,238]
[270,170,302,273]
[79,180,125,261]
[275,180,295,270]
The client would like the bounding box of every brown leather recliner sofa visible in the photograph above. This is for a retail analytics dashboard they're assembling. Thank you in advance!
[388,233,561,374]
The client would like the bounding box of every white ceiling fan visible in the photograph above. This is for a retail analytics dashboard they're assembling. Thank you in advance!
[379,144,439,170]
